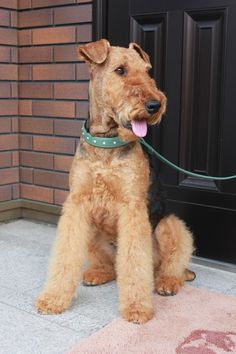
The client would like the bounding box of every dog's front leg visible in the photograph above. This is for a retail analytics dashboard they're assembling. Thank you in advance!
[36,198,91,314]
[116,202,154,323]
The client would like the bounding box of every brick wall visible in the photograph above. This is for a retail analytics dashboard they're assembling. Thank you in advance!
[0,0,92,208]
[0,1,19,203]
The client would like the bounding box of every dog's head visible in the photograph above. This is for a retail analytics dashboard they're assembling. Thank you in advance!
[78,39,167,140]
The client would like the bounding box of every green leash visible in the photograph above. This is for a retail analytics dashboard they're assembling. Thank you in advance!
[82,122,236,181]
[140,138,236,181]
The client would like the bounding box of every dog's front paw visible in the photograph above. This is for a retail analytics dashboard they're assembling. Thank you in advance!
[35,292,72,315]
[121,303,154,324]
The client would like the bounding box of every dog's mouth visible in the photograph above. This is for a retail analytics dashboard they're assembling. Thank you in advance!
[123,120,148,138]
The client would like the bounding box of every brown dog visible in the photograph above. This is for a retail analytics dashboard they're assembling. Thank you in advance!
[36,39,195,324]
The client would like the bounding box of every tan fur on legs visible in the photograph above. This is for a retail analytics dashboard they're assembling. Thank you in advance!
[117,202,154,323]
[154,214,195,296]
[83,236,116,285]
[35,197,92,314]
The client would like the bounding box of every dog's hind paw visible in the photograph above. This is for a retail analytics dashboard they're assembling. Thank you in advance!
[83,267,116,286]
[155,276,183,296]
[184,269,196,282]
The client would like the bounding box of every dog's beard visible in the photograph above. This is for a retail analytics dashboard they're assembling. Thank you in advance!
[148,111,163,125]
[116,105,160,138]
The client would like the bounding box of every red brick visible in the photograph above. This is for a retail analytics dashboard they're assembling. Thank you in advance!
[0,0,17,9]
[20,151,53,169]
[76,101,88,118]
[19,65,32,80]
[0,64,18,80]
[10,10,17,27]
[19,100,32,116]
[19,83,52,99]
[0,118,11,133]
[54,4,92,25]
[19,46,52,63]
[18,0,32,9]
[0,185,12,201]
[0,168,19,185]
[76,63,90,80]
[53,44,78,62]
[19,8,52,28]
[19,134,32,150]
[32,26,75,45]
[32,0,75,8]
[54,189,68,205]
[11,117,19,132]
[11,47,18,62]
[54,82,88,100]
[20,167,33,183]
[54,155,73,172]
[12,183,19,199]
[0,28,17,45]
[0,152,11,167]
[20,183,53,203]
[34,169,69,189]
[77,24,92,42]
[0,100,18,116]
[0,9,10,27]
[20,117,53,134]
[54,119,82,137]
[33,100,75,118]
[33,63,75,81]
[18,29,31,45]
[0,46,10,62]
[12,151,19,166]
[33,136,75,154]
[0,83,11,98]
[11,83,18,98]
[0,135,18,151]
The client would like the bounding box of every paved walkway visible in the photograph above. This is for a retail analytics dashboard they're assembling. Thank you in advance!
[0,219,235,354]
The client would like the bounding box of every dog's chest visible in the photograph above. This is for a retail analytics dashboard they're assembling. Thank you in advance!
[85,168,120,233]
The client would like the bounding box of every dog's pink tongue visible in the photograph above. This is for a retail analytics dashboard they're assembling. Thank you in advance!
[131,120,147,137]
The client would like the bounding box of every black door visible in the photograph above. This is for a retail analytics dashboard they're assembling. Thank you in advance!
[94,0,236,264]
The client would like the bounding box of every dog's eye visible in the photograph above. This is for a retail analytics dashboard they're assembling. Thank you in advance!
[115,67,126,76]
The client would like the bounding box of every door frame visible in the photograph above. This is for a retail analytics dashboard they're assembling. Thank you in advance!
[93,0,108,41]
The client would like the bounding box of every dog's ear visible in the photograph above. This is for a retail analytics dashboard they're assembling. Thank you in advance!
[77,39,110,64]
[129,43,151,65]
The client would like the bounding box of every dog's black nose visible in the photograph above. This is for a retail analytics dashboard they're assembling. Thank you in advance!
[145,100,161,114]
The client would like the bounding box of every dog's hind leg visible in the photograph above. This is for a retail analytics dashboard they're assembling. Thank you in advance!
[83,236,116,285]
[35,198,92,314]
[154,214,195,296]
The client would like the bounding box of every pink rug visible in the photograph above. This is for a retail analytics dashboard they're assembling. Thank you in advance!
[68,286,236,354]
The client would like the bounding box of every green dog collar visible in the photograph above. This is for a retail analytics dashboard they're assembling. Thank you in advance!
[81,121,132,149]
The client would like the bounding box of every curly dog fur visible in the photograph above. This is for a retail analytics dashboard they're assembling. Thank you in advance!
[36,39,195,323]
